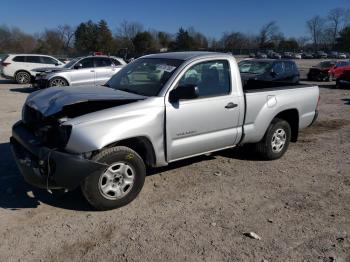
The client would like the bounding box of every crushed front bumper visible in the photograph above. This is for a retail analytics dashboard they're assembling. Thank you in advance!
[10,121,108,190]
[33,77,49,89]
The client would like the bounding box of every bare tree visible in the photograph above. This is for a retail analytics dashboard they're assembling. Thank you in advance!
[306,16,325,50]
[296,36,309,49]
[258,21,280,48]
[57,24,75,50]
[328,8,346,47]
[117,20,143,40]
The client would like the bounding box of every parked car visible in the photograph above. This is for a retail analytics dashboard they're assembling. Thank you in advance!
[338,52,347,59]
[11,52,319,210]
[302,52,314,59]
[256,52,268,59]
[267,51,282,59]
[307,61,336,81]
[293,53,302,59]
[328,51,340,59]
[328,61,350,80]
[336,70,350,88]
[0,54,64,84]
[315,51,328,59]
[283,52,294,59]
[238,59,300,85]
[33,55,126,88]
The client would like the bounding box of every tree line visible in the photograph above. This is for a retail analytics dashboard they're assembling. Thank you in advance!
[0,7,349,58]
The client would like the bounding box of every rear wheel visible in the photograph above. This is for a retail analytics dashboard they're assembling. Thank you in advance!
[49,77,68,87]
[15,71,31,84]
[81,146,146,210]
[255,118,291,160]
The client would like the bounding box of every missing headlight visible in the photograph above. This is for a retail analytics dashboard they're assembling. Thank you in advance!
[56,125,72,148]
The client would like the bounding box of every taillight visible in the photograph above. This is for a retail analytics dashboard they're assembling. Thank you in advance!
[1,62,10,67]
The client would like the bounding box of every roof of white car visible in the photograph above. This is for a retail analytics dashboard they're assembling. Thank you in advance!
[7,54,55,56]
[143,51,230,61]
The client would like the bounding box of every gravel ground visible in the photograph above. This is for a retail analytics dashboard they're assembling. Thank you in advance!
[0,59,349,261]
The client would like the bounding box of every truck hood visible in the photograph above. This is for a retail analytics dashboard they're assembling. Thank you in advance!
[25,86,147,117]
[32,67,69,73]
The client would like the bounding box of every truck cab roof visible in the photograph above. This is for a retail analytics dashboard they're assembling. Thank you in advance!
[143,51,231,61]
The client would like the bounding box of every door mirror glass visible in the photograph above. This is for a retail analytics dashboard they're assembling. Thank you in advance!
[169,84,199,102]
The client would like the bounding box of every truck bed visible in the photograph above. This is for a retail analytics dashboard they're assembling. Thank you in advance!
[241,82,319,144]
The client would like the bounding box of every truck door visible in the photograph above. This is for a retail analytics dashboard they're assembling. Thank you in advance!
[165,59,241,162]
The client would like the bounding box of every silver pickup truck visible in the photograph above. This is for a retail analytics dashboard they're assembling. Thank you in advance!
[11,52,319,210]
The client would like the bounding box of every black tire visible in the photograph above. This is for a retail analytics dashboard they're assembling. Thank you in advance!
[49,77,68,87]
[81,146,146,210]
[255,118,291,160]
[15,71,31,84]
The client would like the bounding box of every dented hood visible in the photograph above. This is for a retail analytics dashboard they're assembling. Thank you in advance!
[25,86,146,117]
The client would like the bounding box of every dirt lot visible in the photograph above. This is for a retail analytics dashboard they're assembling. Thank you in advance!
[0,59,349,262]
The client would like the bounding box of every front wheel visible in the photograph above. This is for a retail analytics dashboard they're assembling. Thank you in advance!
[255,118,291,160]
[81,146,146,210]
[49,77,68,87]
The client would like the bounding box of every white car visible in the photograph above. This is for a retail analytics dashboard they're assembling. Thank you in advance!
[0,54,64,84]
[293,53,302,59]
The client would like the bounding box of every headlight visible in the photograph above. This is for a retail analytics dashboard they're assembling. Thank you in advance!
[56,125,72,148]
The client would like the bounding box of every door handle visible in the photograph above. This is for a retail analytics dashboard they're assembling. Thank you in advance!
[90,70,95,72]
[225,102,238,109]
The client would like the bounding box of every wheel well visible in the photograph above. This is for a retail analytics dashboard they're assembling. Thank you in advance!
[274,109,299,142]
[15,70,32,78]
[112,137,156,167]
[49,76,69,84]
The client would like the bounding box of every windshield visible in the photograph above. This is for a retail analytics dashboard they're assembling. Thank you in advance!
[318,61,334,68]
[106,58,183,96]
[63,58,80,68]
[238,61,272,74]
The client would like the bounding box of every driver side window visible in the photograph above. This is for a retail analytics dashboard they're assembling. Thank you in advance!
[178,60,231,98]
[79,58,94,68]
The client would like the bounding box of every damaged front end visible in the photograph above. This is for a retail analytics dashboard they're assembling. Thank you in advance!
[11,121,108,190]
[11,86,145,190]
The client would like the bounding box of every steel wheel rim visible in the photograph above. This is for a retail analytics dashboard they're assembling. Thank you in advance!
[17,72,30,84]
[271,128,286,153]
[50,78,66,86]
[98,162,135,200]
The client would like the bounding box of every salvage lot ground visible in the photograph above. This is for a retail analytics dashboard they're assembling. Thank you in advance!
[0,59,349,261]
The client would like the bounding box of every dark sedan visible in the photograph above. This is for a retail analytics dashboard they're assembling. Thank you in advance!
[238,59,300,88]
[307,61,336,81]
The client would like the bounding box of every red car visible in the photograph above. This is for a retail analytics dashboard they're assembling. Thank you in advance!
[307,61,336,81]
[328,61,350,80]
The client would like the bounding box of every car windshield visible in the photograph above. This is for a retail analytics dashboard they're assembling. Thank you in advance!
[106,58,183,96]
[238,61,272,74]
[336,61,350,67]
[63,58,80,68]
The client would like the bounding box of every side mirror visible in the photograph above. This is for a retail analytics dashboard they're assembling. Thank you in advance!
[169,85,199,102]
[55,63,60,66]
[74,63,83,69]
